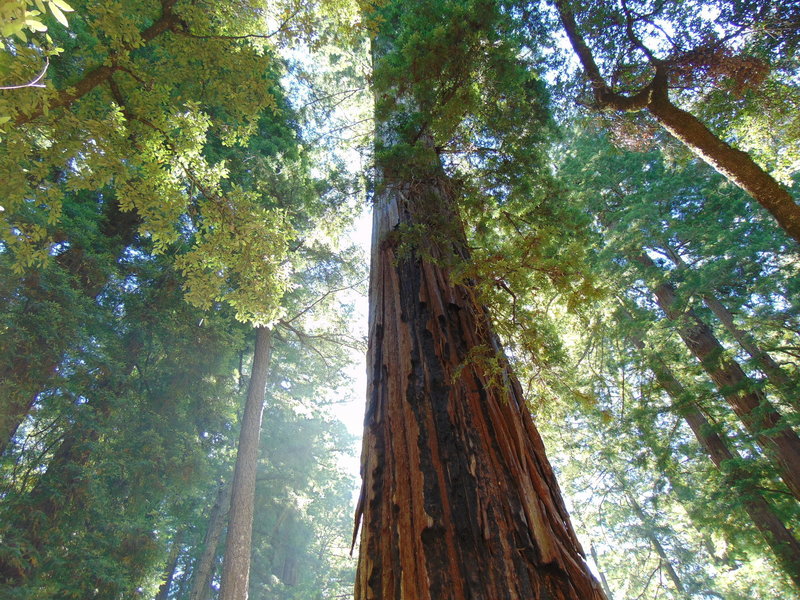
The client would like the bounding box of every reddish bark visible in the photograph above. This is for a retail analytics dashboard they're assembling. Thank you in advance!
[353,165,605,600]
[661,246,794,396]
[647,93,800,245]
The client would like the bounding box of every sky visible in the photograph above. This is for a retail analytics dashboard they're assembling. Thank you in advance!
[329,203,372,483]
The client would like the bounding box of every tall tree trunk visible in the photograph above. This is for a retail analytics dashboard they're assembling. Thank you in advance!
[0,354,55,457]
[702,294,793,391]
[615,474,686,596]
[626,498,687,597]
[620,310,800,586]
[634,253,800,501]
[554,1,800,245]
[219,326,272,600]
[632,410,730,570]
[661,246,795,398]
[155,530,184,600]
[353,143,605,599]
[189,482,232,600]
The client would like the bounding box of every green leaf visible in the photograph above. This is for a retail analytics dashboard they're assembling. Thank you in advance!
[50,0,74,12]
[48,1,68,26]
[25,18,48,32]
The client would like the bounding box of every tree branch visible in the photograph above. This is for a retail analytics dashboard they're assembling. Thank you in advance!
[14,0,180,125]
[0,56,50,90]
[554,0,660,111]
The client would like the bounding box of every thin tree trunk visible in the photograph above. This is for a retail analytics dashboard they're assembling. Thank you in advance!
[155,530,184,600]
[219,326,272,600]
[554,1,800,245]
[189,482,232,600]
[0,370,50,457]
[620,310,800,586]
[634,253,800,501]
[353,142,605,599]
[632,411,730,570]
[702,294,793,389]
[589,543,614,600]
[620,485,687,596]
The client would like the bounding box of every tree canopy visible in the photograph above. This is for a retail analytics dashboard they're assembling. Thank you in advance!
[1,0,799,598]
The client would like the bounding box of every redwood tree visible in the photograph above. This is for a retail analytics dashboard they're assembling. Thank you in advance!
[352,1,604,597]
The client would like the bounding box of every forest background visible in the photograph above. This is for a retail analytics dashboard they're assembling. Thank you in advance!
[0,0,799,599]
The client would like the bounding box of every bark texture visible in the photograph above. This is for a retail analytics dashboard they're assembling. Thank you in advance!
[661,247,794,396]
[635,253,800,502]
[219,326,272,600]
[701,294,793,393]
[647,94,800,245]
[353,168,605,600]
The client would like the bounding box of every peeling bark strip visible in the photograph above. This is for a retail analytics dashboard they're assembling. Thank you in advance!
[354,172,605,600]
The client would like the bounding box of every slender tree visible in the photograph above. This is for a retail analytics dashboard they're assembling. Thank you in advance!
[189,483,232,600]
[219,328,273,600]
[616,471,687,596]
[633,252,800,502]
[619,308,800,586]
[660,245,796,400]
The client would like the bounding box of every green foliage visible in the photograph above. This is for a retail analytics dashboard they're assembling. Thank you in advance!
[1,1,364,598]
[524,123,800,597]
[2,0,800,598]
[0,0,297,323]
[0,0,73,42]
